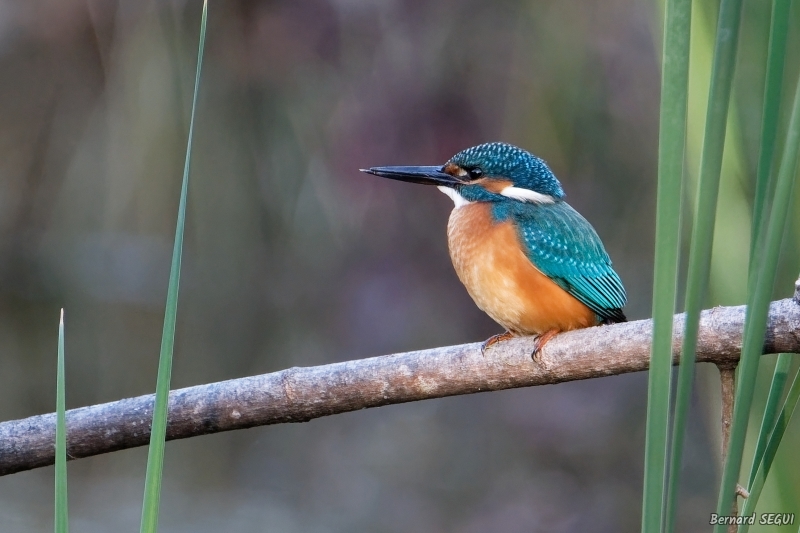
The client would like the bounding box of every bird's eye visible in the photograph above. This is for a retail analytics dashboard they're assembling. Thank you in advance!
[467,167,483,179]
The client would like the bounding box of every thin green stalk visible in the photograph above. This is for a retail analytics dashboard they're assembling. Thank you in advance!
[744,0,793,497]
[55,309,68,533]
[747,354,791,489]
[713,70,800,533]
[748,0,791,270]
[139,2,207,532]
[642,0,691,531]
[668,0,744,526]
[738,366,800,533]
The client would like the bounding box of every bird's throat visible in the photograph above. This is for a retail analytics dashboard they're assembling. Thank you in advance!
[437,186,472,208]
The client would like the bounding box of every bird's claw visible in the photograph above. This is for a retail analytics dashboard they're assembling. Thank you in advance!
[480,331,514,356]
[530,329,559,362]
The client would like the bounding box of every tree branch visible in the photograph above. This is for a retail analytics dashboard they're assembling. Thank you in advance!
[2,298,800,477]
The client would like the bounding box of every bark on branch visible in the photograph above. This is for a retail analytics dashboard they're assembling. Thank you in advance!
[2,298,800,477]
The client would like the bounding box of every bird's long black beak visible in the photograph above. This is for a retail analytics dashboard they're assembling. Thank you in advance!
[360,166,462,187]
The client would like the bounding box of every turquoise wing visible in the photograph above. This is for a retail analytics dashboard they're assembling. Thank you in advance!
[499,201,627,322]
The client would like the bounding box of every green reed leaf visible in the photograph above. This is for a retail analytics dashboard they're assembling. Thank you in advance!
[748,354,792,489]
[642,0,691,531]
[748,0,791,270]
[666,0,744,529]
[738,365,800,533]
[743,0,792,502]
[714,66,800,533]
[55,309,68,533]
[139,2,207,532]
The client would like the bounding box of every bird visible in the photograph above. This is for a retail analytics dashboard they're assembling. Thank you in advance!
[361,142,626,359]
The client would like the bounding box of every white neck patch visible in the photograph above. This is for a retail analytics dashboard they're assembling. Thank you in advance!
[499,186,556,204]
[437,186,472,208]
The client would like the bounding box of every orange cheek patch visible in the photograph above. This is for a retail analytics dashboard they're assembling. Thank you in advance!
[443,163,466,177]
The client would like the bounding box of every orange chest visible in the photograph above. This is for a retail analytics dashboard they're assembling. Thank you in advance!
[445,203,596,335]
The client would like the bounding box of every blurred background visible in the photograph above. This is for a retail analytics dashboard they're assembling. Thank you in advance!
[0,0,799,531]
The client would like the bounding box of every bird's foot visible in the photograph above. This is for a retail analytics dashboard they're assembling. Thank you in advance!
[531,329,559,363]
[480,331,515,356]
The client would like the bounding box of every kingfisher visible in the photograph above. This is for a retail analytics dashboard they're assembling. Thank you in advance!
[361,142,626,358]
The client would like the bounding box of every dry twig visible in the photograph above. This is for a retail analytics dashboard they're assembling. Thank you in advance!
[1,298,799,477]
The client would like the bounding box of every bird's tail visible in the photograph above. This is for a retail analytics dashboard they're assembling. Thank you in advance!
[600,309,627,324]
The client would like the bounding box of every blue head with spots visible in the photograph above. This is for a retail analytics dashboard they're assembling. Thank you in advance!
[361,142,565,205]
[447,143,565,200]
